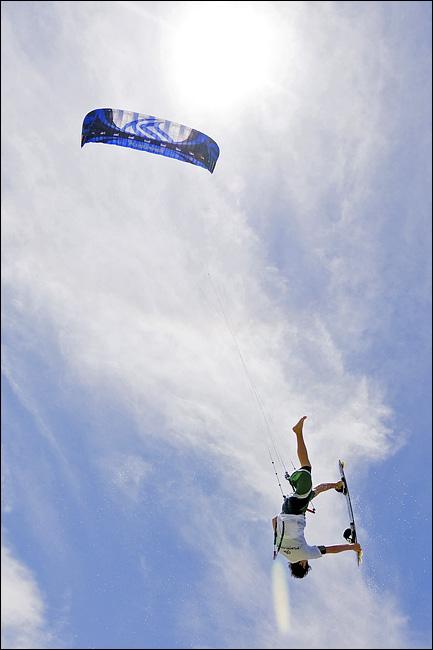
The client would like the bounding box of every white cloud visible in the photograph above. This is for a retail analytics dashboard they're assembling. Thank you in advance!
[1,544,54,649]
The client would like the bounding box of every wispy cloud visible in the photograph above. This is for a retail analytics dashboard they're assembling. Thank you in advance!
[100,453,153,501]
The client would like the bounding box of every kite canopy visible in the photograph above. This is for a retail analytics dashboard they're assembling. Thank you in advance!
[81,108,219,173]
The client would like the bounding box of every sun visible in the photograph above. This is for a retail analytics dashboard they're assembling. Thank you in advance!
[167,1,281,111]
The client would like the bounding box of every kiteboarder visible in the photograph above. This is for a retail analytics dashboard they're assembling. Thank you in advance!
[272,416,362,579]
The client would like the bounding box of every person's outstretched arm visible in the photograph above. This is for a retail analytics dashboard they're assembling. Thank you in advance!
[323,543,361,554]
[313,481,342,497]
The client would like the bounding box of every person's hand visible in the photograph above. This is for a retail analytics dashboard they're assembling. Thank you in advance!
[352,543,362,553]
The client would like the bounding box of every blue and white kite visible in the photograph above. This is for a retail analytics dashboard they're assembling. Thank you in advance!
[81,108,219,173]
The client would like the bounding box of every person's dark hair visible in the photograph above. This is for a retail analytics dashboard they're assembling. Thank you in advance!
[289,562,312,579]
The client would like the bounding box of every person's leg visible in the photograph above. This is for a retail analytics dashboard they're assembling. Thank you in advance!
[292,416,311,468]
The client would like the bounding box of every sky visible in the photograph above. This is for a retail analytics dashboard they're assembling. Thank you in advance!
[1,1,432,649]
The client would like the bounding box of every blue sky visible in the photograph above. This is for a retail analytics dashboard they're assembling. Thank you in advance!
[1,2,431,649]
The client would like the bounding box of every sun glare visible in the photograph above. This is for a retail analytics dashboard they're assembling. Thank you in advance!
[272,561,291,634]
[168,1,280,111]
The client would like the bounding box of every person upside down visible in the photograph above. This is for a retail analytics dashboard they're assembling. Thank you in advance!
[272,416,362,579]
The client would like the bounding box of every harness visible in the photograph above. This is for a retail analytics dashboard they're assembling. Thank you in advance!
[273,520,285,560]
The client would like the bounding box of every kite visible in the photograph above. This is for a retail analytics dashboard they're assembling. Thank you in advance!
[81,108,219,173]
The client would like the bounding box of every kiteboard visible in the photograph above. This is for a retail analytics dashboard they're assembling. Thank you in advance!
[338,460,362,565]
